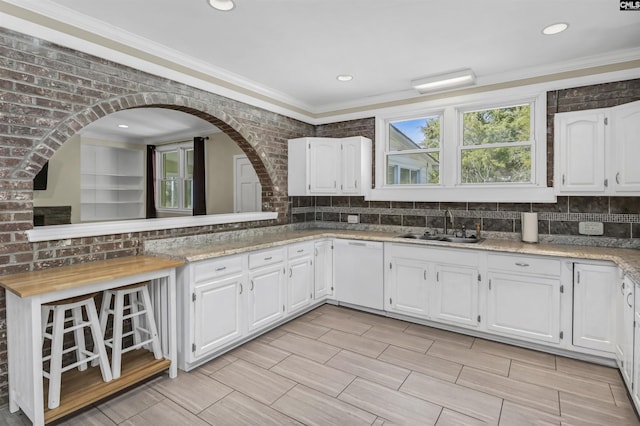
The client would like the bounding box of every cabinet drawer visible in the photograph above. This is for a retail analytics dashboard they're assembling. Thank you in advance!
[487,254,560,276]
[287,241,314,259]
[193,256,244,283]
[249,248,285,269]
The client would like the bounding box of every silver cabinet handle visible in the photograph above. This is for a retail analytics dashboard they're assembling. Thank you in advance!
[562,174,565,185]
[622,281,626,295]
[297,249,304,253]
[250,280,254,291]
[315,248,318,256]
[264,256,272,261]
[355,179,358,188]
[424,270,427,280]
[289,268,292,278]
[627,292,633,308]
[515,262,530,267]
[215,266,227,271]
[239,283,243,294]
[616,172,621,185]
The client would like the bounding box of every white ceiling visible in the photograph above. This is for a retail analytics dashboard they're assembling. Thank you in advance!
[6,0,640,113]
[79,108,219,144]
[2,0,640,140]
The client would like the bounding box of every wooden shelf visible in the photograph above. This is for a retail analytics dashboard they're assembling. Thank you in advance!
[44,350,170,424]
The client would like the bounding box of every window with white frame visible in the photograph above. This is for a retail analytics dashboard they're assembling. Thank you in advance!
[373,91,551,202]
[156,142,194,211]
[385,115,441,185]
[459,103,532,184]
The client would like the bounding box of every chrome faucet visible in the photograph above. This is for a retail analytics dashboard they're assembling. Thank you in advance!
[443,209,454,235]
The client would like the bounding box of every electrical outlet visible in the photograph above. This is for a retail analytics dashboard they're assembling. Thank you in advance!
[347,215,359,224]
[579,221,603,236]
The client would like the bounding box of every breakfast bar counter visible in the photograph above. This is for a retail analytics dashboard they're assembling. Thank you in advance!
[0,255,184,425]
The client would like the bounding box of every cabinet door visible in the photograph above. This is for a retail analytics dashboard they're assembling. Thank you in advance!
[288,256,313,313]
[572,263,617,353]
[340,138,361,194]
[612,101,640,193]
[487,272,562,344]
[555,111,606,193]
[309,139,340,194]
[247,264,285,332]
[314,240,334,299]
[193,274,244,358]
[432,264,479,328]
[617,276,634,387]
[386,257,429,317]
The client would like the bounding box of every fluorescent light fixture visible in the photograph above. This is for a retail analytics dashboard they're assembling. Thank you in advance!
[336,74,353,82]
[208,0,235,11]
[411,69,476,93]
[542,22,569,35]
[117,124,129,128]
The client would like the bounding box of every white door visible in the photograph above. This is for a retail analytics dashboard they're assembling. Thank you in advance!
[555,111,606,193]
[287,256,313,313]
[309,139,340,194]
[487,272,562,344]
[247,264,285,332]
[617,276,634,387]
[340,138,361,194]
[612,101,640,193]
[432,264,479,328]
[314,240,334,299]
[234,155,261,213]
[193,274,244,358]
[386,256,429,317]
[572,263,618,353]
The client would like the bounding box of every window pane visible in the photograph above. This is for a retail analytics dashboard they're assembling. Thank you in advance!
[387,153,440,185]
[185,149,194,178]
[461,146,531,183]
[389,116,440,151]
[162,151,179,179]
[160,179,179,208]
[463,105,530,146]
[183,179,193,209]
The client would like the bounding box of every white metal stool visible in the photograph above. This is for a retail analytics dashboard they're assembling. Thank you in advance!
[41,293,113,410]
[97,282,163,379]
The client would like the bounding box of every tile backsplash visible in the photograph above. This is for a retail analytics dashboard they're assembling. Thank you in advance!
[290,196,640,245]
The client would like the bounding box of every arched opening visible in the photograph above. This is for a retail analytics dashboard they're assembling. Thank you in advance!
[18,94,281,228]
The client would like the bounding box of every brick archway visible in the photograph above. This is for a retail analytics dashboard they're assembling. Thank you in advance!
[11,93,278,197]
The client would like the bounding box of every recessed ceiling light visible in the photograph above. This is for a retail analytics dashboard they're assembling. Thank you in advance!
[336,74,353,82]
[411,69,476,94]
[118,124,129,128]
[208,0,235,11]
[542,23,569,35]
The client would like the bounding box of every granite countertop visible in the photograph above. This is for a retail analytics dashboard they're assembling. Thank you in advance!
[144,228,640,283]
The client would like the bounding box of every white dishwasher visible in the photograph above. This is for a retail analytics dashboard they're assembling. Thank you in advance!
[334,239,384,310]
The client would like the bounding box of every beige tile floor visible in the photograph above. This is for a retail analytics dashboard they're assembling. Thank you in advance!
[2,304,639,425]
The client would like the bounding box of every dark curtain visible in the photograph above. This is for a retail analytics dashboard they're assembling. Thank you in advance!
[193,137,207,215]
[146,145,157,219]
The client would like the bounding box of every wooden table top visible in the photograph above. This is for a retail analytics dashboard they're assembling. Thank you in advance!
[0,256,184,298]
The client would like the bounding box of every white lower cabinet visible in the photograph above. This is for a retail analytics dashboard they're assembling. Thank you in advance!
[287,242,314,314]
[632,278,640,407]
[432,264,480,328]
[486,254,563,345]
[386,254,429,317]
[247,249,286,332]
[617,275,635,388]
[193,273,244,358]
[572,262,618,354]
[314,239,334,300]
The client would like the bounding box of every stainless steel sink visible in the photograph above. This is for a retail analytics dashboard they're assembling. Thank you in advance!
[395,233,483,244]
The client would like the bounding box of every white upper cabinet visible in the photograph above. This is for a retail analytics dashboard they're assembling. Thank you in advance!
[555,100,640,195]
[288,136,372,196]
[555,111,606,193]
[611,101,640,193]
